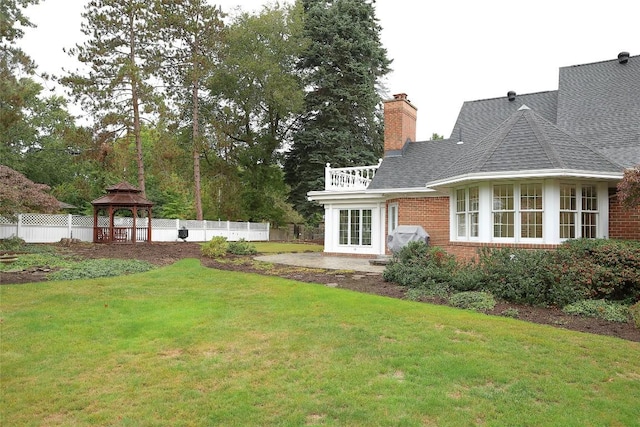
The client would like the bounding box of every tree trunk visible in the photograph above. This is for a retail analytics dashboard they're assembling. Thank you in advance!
[129,12,145,197]
[192,29,203,221]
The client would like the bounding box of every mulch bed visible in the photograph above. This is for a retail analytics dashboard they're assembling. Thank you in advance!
[2,242,639,342]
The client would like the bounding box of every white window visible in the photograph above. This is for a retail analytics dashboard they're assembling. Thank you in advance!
[453,181,603,244]
[560,184,598,239]
[559,184,576,239]
[388,203,398,234]
[455,187,479,239]
[520,183,543,239]
[493,184,515,238]
[339,209,372,246]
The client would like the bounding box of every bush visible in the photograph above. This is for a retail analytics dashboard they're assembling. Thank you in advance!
[201,236,228,258]
[553,239,640,302]
[562,299,630,323]
[227,239,257,255]
[448,291,496,312]
[479,248,580,307]
[630,302,640,329]
[383,243,458,289]
[0,236,26,252]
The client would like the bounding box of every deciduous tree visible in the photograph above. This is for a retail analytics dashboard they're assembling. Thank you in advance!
[0,165,60,219]
[617,165,640,209]
[209,2,306,224]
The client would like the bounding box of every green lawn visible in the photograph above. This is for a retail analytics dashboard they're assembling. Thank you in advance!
[252,241,323,253]
[1,259,639,426]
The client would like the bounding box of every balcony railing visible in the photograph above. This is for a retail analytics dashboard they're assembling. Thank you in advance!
[324,160,382,191]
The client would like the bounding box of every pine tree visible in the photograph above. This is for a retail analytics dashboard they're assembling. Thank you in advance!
[285,0,391,221]
[152,0,225,220]
[61,0,159,196]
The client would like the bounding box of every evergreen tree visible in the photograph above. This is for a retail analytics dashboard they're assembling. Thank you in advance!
[152,0,226,220]
[61,0,159,196]
[285,0,391,221]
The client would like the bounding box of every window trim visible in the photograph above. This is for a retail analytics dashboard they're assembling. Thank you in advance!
[559,183,599,241]
[339,208,373,247]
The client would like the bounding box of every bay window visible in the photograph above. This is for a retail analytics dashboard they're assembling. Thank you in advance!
[454,181,603,244]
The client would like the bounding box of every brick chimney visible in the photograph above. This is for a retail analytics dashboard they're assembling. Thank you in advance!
[383,93,417,155]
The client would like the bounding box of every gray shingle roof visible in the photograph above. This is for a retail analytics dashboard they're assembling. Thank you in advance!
[449,91,558,144]
[433,106,622,183]
[373,54,639,190]
[557,55,640,168]
[368,138,472,189]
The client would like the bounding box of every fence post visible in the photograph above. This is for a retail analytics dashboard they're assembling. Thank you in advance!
[68,214,73,239]
[17,214,22,240]
[203,220,207,242]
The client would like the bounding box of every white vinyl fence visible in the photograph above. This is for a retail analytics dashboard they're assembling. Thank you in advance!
[0,214,269,243]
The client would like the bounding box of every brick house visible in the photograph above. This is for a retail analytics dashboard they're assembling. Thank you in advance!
[308,53,640,259]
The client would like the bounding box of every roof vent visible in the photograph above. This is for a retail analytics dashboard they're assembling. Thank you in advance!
[507,91,516,101]
[618,51,630,64]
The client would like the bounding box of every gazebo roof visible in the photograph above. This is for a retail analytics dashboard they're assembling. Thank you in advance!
[91,181,154,207]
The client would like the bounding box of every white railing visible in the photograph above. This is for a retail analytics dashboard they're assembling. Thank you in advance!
[0,214,270,243]
[325,160,382,191]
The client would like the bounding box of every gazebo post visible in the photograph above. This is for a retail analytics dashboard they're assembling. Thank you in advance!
[147,208,152,242]
[132,206,138,243]
[109,205,114,242]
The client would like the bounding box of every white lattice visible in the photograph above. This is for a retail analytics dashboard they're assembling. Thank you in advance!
[209,220,228,229]
[229,221,249,231]
[72,216,94,227]
[154,218,177,228]
[250,223,269,231]
[21,214,69,226]
[0,216,13,225]
[96,216,110,227]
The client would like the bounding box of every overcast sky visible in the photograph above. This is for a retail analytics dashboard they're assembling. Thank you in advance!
[20,0,639,141]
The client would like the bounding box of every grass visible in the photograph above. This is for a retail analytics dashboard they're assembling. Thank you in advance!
[252,241,323,253]
[1,259,639,426]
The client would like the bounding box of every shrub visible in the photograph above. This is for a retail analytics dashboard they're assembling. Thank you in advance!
[448,291,496,312]
[383,243,458,289]
[0,236,26,252]
[478,248,580,307]
[562,299,630,323]
[201,236,228,258]
[227,239,257,255]
[448,261,485,292]
[630,302,640,329]
[553,239,640,302]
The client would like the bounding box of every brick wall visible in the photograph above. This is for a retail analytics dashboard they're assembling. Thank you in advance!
[383,94,417,152]
[390,197,561,262]
[609,189,640,240]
